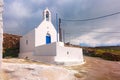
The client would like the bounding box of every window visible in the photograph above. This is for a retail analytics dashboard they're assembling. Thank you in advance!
[26,40,28,45]
[67,51,69,55]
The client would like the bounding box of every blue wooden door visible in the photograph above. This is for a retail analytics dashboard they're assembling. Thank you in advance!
[46,35,51,44]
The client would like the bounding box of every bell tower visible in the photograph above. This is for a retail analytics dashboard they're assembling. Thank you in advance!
[43,8,51,21]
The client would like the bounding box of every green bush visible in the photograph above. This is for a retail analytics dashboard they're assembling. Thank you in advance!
[3,48,19,58]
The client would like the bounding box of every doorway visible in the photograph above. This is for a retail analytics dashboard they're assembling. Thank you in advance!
[46,33,51,44]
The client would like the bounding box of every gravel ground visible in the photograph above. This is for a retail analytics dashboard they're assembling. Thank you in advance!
[66,56,120,80]
[1,62,76,80]
[1,56,120,80]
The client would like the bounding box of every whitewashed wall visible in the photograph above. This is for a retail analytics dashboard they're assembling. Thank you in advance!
[35,43,56,56]
[55,43,84,63]
[20,30,35,53]
[20,20,57,53]
[0,0,3,69]
[35,20,57,47]
[19,52,55,63]
[20,8,57,56]
[20,42,84,64]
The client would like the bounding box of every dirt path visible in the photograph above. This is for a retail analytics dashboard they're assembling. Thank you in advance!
[67,56,120,80]
[1,56,120,80]
[2,63,75,80]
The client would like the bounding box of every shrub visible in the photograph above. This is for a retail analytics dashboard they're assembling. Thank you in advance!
[3,47,19,58]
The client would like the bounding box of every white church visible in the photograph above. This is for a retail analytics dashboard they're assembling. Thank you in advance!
[19,8,84,64]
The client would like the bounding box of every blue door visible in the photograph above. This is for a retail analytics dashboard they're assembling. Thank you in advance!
[46,34,51,44]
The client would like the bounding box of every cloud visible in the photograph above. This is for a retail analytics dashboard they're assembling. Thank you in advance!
[5,0,31,19]
[69,25,120,46]
[11,2,29,18]
[3,0,39,35]
[3,0,120,46]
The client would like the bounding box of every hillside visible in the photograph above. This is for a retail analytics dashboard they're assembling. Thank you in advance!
[83,46,120,61]
[3,33,21,58]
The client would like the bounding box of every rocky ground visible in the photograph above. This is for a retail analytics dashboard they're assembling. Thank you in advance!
[68,56,120,80]
[0,56,120,80]
[1,59,76,80]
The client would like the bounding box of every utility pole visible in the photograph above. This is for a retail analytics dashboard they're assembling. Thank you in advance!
[56,13,59,42]
[63,29,65,43]
[59,18,62,42]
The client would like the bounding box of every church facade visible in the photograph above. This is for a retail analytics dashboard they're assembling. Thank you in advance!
[20,8,57,53]
[19,8,84,64]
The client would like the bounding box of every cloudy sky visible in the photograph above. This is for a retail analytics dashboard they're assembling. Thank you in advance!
[3,0,120,46]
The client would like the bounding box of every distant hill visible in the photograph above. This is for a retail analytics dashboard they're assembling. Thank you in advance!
[65,43,120,61]
[3,33,21,58]
[95,46,120,49]
[83,46,120,61]
[3,34,120,60]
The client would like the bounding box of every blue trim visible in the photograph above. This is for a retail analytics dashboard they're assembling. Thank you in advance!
[46,35,51,44]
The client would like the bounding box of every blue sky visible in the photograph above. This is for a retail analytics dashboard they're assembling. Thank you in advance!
[3,0,120,46]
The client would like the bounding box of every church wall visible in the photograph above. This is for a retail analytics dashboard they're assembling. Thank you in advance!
[35,20,57,47]
[19,52,33,59]
[19,42,84,64]
[19,51,56,63]
[34,42,56,56]
[55,43,84,63]
[20,30,35,53]
[31,56,55,63]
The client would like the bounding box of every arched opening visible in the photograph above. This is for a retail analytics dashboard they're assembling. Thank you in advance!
[46,11,49,21]
[46,33,51,44]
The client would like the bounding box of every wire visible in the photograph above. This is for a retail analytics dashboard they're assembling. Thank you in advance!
[79,31,120,33]
[64,31,120,34]
[61,11,120,21]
